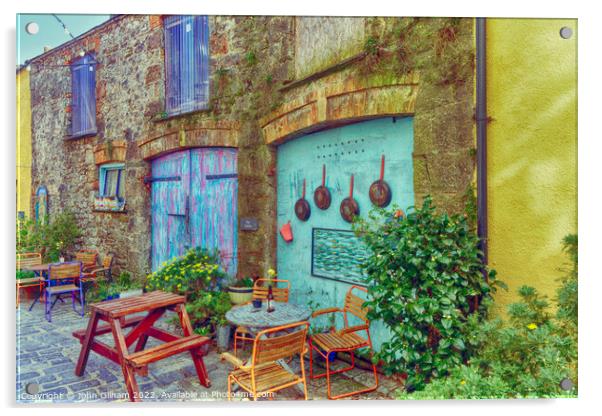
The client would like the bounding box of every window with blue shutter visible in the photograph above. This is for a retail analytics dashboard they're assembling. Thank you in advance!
[70,54,97,137]
[99,163,125,200]
[164,15,210,115]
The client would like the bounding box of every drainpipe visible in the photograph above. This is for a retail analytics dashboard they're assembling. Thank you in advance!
[475,18,488,266]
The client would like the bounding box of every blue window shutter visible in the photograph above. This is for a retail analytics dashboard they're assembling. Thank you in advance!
[164,15,209,115]
[70,54,96,136]
[71,61,83,134]
[180,15,195,112]
[164,16,182,114]
[194,16,210,104]
[83,56,97,133]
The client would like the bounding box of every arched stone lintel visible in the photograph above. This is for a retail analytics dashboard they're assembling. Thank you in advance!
[262,83,418,146]
[138,124,239,160]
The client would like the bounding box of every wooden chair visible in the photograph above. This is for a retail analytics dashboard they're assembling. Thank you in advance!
[82,253,114,286]
[222,321,309,400]
[16,252,43,309]
[308,285,378,400]
[75,249,99,273]
[233,278,290,356]
[45,261,85,322]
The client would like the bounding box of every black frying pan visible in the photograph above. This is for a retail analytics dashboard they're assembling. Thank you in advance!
[314,164,331,210]
[340,174,359,222]
[369,155,392,207]
[294,179,311,221]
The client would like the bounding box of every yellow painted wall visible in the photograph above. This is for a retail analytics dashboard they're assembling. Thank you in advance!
[486,18,577,314]
[17,68,32,218]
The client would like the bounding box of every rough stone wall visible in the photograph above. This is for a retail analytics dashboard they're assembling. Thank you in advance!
[30,16,160,278]
[263,17,477,215]
[29,15,474,282]
[294,17,365,79]
[29,15,296,281]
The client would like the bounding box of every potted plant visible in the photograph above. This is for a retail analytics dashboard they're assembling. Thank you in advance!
[227,276,254,305]
[107,284,121,300]
[211,291,233,351]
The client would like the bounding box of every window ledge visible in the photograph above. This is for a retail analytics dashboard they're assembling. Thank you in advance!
[93,209,128,214]
[65,131,98,141]
[152,106,212,123]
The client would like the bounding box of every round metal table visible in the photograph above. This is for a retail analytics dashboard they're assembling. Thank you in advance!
[226,301,311,334]
[226,301,311,394]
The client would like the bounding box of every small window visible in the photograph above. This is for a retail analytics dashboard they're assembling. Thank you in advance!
[163,15,210,115]
[99,164,125,200]
[70,54,97,137]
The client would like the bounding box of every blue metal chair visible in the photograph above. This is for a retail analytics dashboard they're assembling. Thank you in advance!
[45,261,85,322]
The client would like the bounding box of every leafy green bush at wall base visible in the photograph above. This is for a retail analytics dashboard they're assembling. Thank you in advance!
[17,212,81,262]
[399,235,578,399]
[354,196,502,391]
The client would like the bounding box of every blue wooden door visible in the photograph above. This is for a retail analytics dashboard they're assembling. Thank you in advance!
[151,149,238,275]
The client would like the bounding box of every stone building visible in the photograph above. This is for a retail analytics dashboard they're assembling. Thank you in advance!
[28,15,474,279]
[25,15,577,344]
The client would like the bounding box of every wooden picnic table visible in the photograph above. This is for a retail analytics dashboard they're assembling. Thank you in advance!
[73,290,211,402]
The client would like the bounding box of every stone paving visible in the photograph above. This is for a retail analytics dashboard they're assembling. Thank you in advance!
[16,296,403,403]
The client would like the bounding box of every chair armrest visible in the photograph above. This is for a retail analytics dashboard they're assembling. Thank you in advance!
[220,352,250,370]
[311,307,342,318]
[337,324,369,336]
[88,267,108,275]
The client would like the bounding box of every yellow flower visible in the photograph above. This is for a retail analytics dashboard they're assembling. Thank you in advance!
[267,268,276,277]
[460,380,465,385]
[527,323,537,330]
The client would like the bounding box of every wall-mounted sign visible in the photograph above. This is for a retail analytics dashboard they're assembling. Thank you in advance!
[311,228,368,286]
[240,217,259,231]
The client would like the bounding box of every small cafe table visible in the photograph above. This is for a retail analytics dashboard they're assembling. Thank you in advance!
[73,290,211,402]
[226,301,311,394]
[225,301,311,334]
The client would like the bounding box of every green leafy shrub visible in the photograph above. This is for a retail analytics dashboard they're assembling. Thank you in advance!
[185,290,232,329]
[145,247,226,301]
[17,212,81,262]
[353,196,501,391]
[400,234,578,399]
[229,276,254,288]
[16,270,35,280]
[116,271,138,290]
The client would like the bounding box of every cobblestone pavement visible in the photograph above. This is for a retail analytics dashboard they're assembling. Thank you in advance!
[16,297,403,403]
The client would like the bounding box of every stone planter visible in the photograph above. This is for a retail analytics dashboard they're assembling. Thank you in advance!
[120,288,143,299]
[216,325,231,351]
[227,286,253,305]
[94,140,127,165]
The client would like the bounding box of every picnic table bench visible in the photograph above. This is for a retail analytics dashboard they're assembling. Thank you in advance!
[73,290,210,402]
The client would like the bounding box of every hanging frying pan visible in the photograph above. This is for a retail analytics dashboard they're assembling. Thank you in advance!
[369,155,392,207]
[340,174,359,222]
[313,164,331,210]
[294,179,311,221]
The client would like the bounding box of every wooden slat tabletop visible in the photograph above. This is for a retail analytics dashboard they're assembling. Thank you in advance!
[91,291,185,318]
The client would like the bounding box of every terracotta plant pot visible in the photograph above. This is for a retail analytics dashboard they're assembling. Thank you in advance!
[227,286,253,305]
